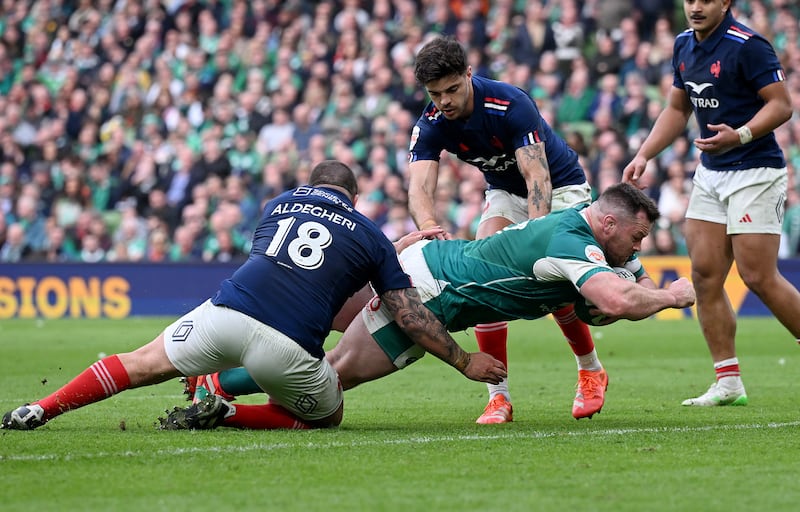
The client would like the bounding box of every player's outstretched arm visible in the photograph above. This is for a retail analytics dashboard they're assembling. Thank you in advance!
[580,273,696,322]
[380,288,507,383]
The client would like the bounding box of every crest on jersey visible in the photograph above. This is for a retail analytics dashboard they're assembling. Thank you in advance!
[585,245,606,264]
[685,81,713,94]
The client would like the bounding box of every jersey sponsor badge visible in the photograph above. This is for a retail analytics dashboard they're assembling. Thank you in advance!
[584,245,606,264]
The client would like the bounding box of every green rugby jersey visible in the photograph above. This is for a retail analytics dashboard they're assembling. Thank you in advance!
[421,206,617,331]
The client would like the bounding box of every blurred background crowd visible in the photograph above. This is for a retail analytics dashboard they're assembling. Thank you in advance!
[2,0,800,264]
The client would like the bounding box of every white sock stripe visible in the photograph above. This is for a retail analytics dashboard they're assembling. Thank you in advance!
[474,322,507,332]
[554,311,579,324]
[90,361,118,396]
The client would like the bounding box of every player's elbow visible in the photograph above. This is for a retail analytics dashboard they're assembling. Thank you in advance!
[777,102,793,125]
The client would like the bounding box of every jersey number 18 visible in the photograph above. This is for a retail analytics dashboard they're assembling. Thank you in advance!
[265,218,332,270]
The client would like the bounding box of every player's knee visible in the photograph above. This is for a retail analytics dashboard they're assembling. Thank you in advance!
[310,404,343,428]
[738,267,777,296]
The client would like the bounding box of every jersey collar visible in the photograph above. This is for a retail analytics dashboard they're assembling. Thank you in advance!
[690,11,734,53]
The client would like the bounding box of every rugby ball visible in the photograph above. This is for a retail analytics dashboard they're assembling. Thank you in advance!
[574,267,636,326]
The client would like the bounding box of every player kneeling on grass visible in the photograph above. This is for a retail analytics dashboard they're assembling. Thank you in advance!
[166,183,696,430]
[1,160,506,432]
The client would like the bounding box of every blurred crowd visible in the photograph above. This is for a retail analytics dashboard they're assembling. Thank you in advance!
[2,0,800,264]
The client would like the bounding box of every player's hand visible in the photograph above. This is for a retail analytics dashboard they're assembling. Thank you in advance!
[462,352,507,384]
[694,123,737,155]
[393,228,448,253]
[668,277,696,308]
[621,155,648,189]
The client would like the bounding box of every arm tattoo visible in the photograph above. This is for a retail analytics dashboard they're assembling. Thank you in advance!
[381,288,469,372]
[529,182,545,212]
[518,143,552,211]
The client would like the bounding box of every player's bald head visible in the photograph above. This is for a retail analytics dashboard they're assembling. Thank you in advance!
[309,160,359,198]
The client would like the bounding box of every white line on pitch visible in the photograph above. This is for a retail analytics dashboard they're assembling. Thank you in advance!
[2,421,799,462]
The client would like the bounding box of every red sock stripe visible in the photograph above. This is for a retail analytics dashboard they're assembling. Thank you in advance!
[715,364,740,379]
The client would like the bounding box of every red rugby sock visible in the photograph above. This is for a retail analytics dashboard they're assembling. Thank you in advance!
[35,355,131,421]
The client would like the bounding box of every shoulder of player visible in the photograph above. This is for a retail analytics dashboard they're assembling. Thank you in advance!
[473,75,531,107]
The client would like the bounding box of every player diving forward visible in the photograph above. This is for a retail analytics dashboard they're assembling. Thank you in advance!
[162,183,696,430]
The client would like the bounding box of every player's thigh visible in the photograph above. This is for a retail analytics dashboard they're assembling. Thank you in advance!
[685,218,732,280]
[732,232,781,285]
[242,323,342,421]
[162,300,248,376]
[327,306,401,390]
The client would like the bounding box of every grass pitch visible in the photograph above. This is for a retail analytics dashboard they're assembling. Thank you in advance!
[1,317,798,512]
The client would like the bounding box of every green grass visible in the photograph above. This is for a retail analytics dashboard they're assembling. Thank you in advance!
[1,317,799,511]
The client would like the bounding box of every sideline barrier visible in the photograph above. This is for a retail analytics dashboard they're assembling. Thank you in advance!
[1,257,798,319]
[0,263,237,319]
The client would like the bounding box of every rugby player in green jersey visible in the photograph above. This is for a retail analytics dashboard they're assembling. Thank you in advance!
[163,183,695,430]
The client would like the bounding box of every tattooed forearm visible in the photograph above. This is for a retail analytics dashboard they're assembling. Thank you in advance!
[517,143,552,214]
[381,288,470,372]
[529,182,546,212]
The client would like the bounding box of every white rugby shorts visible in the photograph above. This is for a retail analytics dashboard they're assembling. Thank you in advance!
[481,182,592,224]
[163,300,342,420]
[686,164,787,235]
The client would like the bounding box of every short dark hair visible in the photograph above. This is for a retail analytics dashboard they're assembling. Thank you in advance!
[414,36,468,85]
[309,160,358,198]
[597,183,660,224]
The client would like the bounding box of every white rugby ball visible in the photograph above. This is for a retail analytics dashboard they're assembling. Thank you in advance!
[574,267,636,325]
[612,266,636,282]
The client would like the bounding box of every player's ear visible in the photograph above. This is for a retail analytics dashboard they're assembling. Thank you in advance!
[603,214,617,232]
[352,193,359,206]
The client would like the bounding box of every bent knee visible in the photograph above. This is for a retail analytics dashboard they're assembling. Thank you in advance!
[738,269,780,295]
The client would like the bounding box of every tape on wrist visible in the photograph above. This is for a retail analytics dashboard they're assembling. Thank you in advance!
[737,125,753,145]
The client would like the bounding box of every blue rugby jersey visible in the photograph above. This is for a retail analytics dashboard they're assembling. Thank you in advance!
[211,186,412,358]
[408,75,586,198]
[673,12,787,170]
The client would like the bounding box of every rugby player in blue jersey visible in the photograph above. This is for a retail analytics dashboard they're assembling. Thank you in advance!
[154,183,695,431]
[1,161,506,431]
[623,0,800,406]
[406,36,604,423]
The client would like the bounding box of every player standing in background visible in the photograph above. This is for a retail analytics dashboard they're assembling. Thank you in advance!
[2,160,505,431]
[407,36,604,423]
[623,0,800,406]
